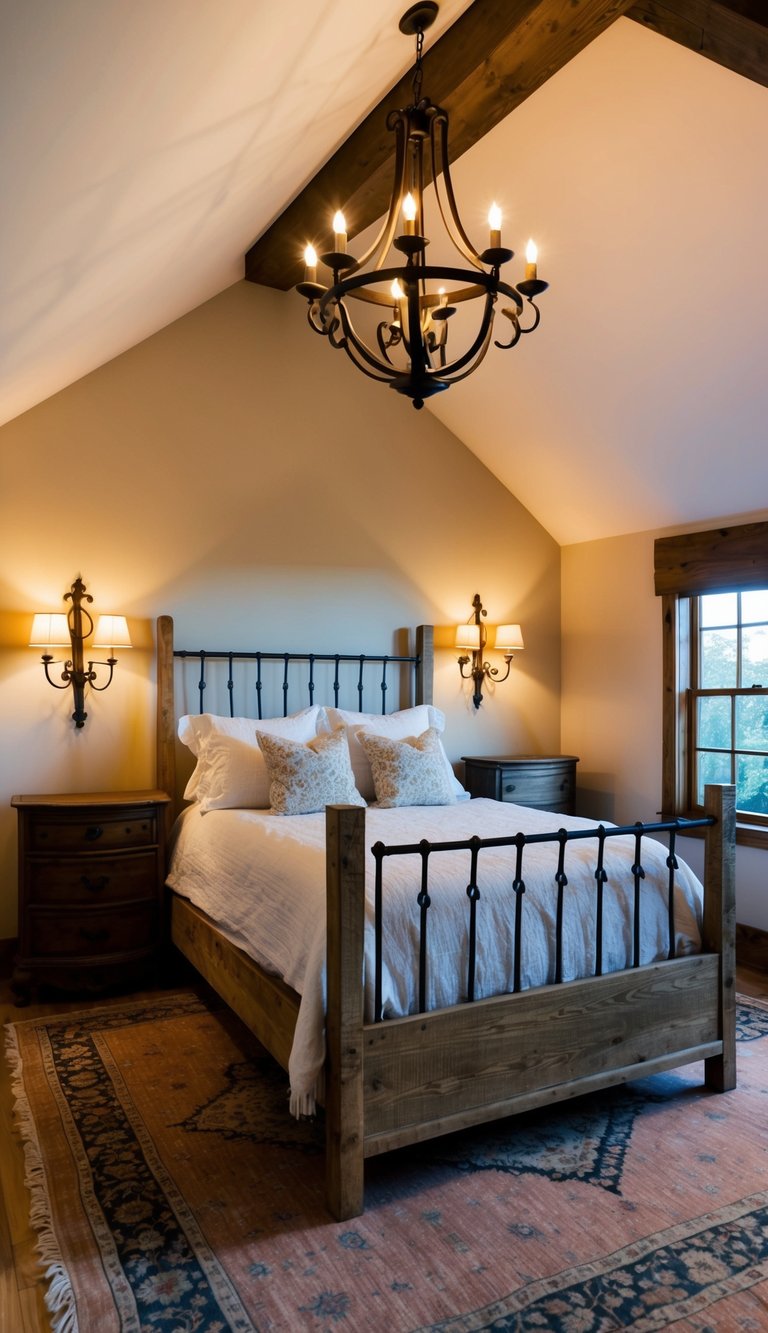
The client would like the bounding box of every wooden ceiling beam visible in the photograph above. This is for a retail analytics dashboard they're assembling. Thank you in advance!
[245,0,635,291]
[627,0,768,88]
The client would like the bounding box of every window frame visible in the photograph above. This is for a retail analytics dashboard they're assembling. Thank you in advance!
[656,519,768,849]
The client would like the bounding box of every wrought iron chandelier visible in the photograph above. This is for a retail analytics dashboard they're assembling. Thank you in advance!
[296,1,547,410]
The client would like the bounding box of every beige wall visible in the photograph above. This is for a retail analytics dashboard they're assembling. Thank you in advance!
[0,280,561,941]
[562,526,768,931]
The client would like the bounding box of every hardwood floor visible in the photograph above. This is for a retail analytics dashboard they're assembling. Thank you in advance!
[2,966,767,1332]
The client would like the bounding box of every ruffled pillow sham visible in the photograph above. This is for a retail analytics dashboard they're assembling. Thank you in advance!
[178,706,329,811]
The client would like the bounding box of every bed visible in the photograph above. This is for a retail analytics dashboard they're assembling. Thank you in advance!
[156,615,736,1221]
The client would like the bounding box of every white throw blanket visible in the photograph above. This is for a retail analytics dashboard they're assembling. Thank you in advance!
[167,800,704,1115]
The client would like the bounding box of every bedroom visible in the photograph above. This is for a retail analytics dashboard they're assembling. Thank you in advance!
[0,0,767,1325]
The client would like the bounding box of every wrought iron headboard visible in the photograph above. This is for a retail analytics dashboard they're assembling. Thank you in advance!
[155,616,434,812]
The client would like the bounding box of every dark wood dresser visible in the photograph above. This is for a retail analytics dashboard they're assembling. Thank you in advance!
[10,790,171,1004]
[461,755,579,815]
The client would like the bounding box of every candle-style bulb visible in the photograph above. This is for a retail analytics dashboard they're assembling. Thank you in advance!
[403,192,417,235]
[303,244,318,283]
[488,202,502,249]
[332,210,347,253]
[525,238,538,280]
[391,279,404,301]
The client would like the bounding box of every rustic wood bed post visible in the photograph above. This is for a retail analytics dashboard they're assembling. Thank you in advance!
[156,615,176,825]
[415,625,433,706]
[702,781,736,1092]
[325,804,367,1220]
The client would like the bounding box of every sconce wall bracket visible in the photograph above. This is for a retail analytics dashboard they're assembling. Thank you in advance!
[33,577,122,728]
[456,592,519,709]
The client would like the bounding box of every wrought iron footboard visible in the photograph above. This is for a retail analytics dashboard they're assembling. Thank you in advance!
[370,814,715,1022]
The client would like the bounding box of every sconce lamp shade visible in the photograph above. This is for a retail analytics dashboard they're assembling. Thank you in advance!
[455,623,481,651]
[494,624,525,653]
[93,615,132,649]
[29,613,71,647]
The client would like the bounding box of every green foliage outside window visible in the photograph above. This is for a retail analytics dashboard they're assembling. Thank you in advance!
[695,591,768,815]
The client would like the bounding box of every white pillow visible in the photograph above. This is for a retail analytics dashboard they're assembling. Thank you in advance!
[327,704,467,801]
[256,725,365,816]
[178,707,328,810]
[357,727,456,808]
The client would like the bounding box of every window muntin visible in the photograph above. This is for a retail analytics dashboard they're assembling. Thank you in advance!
[690,590,768,820]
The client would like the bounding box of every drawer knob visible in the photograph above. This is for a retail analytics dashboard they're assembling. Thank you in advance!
[504,782,516,793]
[80,927,110,943]
[81,875,109,893]
[84,825,104,842]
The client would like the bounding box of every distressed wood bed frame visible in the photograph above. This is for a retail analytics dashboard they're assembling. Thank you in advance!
[156,614,736,1221]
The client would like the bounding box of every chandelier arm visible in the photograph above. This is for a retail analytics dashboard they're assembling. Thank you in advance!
[323,304,346,349]
[430,108,485,270]
[340,338,401,385]
[427,290,496,380]
[440,318,497,385]
[519,300,542,334]
[352,111,411,274]
[333,299,403,382]
[494,308,522,351]
[377,320,402,362]
[403,277,430,372]
[307,302,333,336]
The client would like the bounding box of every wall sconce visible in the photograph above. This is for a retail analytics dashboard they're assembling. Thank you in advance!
[456,593,523,709]
[30,577,131,728]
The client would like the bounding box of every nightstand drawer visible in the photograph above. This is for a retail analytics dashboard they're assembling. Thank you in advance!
[499,770,574,808]
[28,906,156,958]
[27,851,159,905]
[28,808,158,853]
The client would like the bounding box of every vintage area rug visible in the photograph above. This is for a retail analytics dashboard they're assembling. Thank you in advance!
[7,991,768,1333]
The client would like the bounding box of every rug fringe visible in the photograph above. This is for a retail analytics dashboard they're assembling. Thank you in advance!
[4,1022,78,1333]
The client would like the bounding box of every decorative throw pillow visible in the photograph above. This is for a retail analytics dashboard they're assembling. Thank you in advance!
[327,704,466,801]
[356,727,457,808]
[178,707,328,809]
[256,725,365,816]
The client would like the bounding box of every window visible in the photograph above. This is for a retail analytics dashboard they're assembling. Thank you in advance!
[655,520,768,848]
[691,590,768,820]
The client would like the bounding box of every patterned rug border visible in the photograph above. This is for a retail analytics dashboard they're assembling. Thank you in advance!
[4,991,210,1333]
[5,989,768,1333]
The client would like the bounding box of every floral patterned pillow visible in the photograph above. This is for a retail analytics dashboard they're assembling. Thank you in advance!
[256,725,365,815]
[356,727,456,808]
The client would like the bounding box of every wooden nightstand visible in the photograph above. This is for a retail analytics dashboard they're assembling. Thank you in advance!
[10,790,171,1005]
[462,755,579,815]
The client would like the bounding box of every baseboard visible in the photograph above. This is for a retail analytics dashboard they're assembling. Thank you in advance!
[0,937,17,979]
[736,922,768,974]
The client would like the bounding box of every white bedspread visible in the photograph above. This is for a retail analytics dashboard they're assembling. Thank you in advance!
[166,800,704,1115]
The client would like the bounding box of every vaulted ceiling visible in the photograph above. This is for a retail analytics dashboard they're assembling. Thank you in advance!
[3,0,767,543]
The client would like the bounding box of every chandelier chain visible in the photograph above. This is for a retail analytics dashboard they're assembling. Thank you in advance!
[412,25,425,103]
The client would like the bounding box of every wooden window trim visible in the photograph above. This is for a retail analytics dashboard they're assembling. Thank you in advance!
[656,519,768,848]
